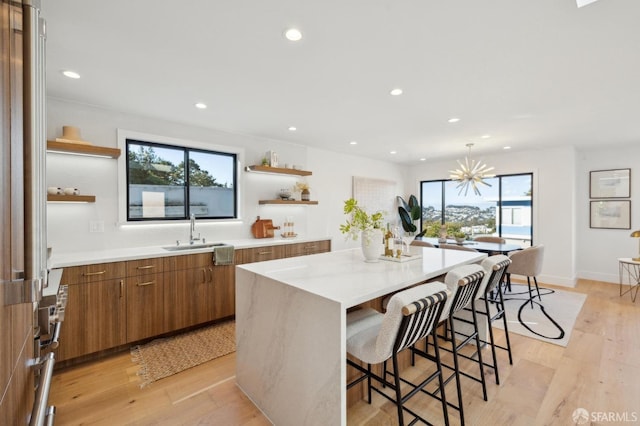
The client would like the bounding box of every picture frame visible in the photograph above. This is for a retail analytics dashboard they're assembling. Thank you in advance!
[589,168,630,199]
[590,200,631,229]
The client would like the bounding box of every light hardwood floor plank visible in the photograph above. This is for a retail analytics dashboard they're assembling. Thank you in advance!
[49,279,640,425]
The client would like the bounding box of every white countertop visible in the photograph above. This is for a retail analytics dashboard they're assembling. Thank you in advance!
[48,236,332,268]
[237,246,486,308]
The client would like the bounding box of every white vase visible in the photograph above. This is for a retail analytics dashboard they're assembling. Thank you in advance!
[361,229,383,263]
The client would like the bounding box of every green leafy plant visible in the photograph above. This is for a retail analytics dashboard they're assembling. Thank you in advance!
[397,195,423,234]
[339,198,384,240]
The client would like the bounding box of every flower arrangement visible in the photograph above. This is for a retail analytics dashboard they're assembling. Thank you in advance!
[293,181,310,192]
[339,198,384,241]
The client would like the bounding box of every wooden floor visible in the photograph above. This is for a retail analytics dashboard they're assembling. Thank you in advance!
[49,279,639,425]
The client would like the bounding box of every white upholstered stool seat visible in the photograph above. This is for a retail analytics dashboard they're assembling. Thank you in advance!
[346,282,451,425]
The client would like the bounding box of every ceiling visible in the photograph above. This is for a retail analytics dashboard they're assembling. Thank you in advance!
[42,0,640,165]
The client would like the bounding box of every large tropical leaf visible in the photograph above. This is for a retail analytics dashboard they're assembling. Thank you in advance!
[398,207,417,232]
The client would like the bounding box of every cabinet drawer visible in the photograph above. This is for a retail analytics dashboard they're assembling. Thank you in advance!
[126,257,164,276]
[174,252,214,270]
[285,240,331,257]
[238,245,286,264]
[61,261,126,284]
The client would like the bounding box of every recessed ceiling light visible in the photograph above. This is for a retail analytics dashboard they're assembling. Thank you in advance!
[390,88,403,96]
[390,150,397,154]
[285,28,302,41]
[481,134,491,139]
[503,146,512,150]
[62,70,80,79]
[448,117,460,123]
[419,158,426,161]
[195,102,207,109]
[288,126,297,131]
[349,141,358,145]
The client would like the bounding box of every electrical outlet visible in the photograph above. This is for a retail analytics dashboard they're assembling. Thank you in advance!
[89,220,104,233]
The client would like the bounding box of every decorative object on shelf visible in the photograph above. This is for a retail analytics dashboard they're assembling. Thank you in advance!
[294,181,310,201]
[279,188,292,200]
[397,194,424,236]
[449,143,495,196]
[55,125,91,145]
[631,230,640,261]
[63,187,80,195]
[47,186,63,195]
[339,198,384,262]
[266,150,278,167]
[261,157,269,166]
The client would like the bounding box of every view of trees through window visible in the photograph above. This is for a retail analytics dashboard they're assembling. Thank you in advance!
[420,173,533,247]
[126,140,236,220]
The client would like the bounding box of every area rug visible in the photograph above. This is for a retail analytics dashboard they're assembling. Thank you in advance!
[131,321,235,387]
[491,284,587,347]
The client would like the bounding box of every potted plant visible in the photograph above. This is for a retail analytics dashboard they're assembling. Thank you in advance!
[397,195,425,237]
[453,231,467,243]
[339,198,384,262]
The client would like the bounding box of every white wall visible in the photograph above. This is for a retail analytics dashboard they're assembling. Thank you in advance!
[576,144,640,283]
[408,145,578,287]
[46,98,404,254]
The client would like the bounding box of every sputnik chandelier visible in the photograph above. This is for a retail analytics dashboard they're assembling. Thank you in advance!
[449,143,495,196]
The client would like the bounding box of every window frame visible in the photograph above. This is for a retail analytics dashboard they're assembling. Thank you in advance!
[420,172,534,244]
[117,129,242,224]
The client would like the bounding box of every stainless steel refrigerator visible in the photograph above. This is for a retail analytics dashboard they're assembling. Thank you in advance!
[1,0,49,424]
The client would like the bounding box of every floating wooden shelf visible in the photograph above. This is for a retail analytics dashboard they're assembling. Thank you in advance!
[47,194,96,203]
[258,200,318,205]
[47,140,121,159]
[245,165,312,176]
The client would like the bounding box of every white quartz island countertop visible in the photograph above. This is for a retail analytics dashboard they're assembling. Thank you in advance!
[48,236,331,268]
[235,247,486,426]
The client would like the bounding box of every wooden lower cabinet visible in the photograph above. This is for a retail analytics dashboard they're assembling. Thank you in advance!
[57,239,329,361]
[57,278,127,361]
[126,272,165,342]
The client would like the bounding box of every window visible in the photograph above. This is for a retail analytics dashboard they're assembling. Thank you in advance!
[420,173,533,246]
[126,139,237,221]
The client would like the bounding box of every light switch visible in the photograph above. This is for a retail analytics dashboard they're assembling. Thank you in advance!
[89,220,104,233]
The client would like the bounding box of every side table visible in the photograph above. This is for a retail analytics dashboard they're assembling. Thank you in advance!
[618,258,640,302]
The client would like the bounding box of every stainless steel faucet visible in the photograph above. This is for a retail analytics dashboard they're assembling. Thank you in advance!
[189,213,201,244]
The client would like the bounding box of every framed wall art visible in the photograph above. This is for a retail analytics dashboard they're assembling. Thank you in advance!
[590,200,631,229]
[589,168,631,199]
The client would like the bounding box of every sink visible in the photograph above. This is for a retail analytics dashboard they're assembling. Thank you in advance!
[162,242,227,251]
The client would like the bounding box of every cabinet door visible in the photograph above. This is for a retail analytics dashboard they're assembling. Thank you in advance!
[211,264,235,320]
[164,266,210,331]
[126,272,165,342]
[56,279,126,361]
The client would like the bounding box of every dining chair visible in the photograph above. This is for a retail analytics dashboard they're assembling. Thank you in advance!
[346,283,451,426]
[417,264,487,425]
[506,244,544,307]
[439,243,479,253]
[473,236,506,244]
[411,240,435,248]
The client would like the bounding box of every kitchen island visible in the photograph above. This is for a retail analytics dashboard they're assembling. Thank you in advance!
[235,247,486,426]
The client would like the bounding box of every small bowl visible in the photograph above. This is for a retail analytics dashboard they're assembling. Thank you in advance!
[455,237,466,244]
[279,189,292,199]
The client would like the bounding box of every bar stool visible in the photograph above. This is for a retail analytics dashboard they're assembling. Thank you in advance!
[457,255,512,385]
[506,244,545,307]
[418,264,486,426]
[346,283,452,426]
